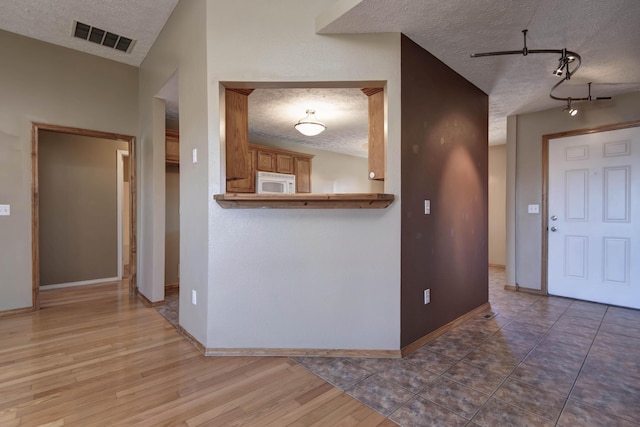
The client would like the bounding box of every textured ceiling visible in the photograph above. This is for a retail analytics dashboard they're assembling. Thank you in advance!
[0,0,178,66]
[249,88,369,157]
[2,1,638,151]
[318,0,640,145]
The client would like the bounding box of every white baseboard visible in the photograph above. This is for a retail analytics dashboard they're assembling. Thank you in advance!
[40,277,119,290]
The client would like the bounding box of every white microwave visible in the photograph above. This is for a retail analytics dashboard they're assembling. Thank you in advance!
[256,171,296,194]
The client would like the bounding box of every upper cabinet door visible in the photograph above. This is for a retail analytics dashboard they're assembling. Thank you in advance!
[225,88,253,180]
[295,157,311,193]
[362,88,385,181]
[226,147,257,193]
[276,154,294,174]
[257,151,276,172]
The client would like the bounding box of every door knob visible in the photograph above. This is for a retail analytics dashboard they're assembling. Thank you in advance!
[551,215,558,221]
[550,226,558,232]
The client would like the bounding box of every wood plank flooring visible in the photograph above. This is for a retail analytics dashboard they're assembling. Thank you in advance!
[0,280,395,426]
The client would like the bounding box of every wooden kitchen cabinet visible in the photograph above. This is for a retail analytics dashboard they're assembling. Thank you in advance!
[257,151,276,172]
[166,129,180,164]
[276,154,294,174]
[225,88,253,180]
[226,143,313,193]
[362,88,385,181]
[295,157,311,193]
[226,147,257,193]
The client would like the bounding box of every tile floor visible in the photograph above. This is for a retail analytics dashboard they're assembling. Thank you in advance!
[155,286,179,327]
[157,269,640,426]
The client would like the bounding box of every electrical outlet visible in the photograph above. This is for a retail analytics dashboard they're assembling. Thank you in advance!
[424,289,430,305]
[0,204,10,216]
[191,290,197,305]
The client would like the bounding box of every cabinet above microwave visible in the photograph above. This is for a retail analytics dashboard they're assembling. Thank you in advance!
[226,143,313,194]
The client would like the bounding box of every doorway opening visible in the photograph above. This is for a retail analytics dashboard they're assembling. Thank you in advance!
[31,123,137,310]
[155,71,181,327]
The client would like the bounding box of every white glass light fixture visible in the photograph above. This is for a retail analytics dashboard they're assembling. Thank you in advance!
[294,109,326,136]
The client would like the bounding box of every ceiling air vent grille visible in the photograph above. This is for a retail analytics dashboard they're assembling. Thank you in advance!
[73,21,134,53]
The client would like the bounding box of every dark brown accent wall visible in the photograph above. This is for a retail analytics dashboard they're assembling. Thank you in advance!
[400,35,489,347]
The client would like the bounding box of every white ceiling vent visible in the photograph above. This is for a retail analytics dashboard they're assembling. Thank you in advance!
[73,21,134,53]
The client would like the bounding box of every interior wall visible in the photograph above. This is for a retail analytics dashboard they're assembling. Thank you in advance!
[510,91,640,290]
[204,1,402,350]
[0,29,138,312]
[249,135,384,193]
[139,0,209,340]
[488,144,506,267]
[400,35,488,348]
[165,164,180,285]
[38,131,127,285]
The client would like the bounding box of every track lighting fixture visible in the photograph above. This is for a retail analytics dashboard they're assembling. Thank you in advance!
[563,98,578,117]
[552,64,564,77]
[471,30,613,114]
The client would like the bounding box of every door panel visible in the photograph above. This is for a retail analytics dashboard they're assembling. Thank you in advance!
[548,126,640,309]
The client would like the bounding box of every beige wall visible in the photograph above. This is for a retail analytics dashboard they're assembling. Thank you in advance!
[508,91,640,290]
[138,0,209,342]
[165,164,180,285]
[0,30,138,312]
[203,1,402,350]
[39,131,128,285]
[249,135,384,193]
[140,0,402,349]
[488,144,506,267]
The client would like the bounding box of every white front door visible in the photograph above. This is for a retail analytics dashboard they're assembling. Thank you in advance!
[548,126,640,309]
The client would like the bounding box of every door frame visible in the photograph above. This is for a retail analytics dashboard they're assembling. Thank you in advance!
[541,119,640,295]
[31,123,138,309]
[116,149,129,281]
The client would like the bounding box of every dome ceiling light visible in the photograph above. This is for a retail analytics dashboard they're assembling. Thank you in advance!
[294,109,326,136]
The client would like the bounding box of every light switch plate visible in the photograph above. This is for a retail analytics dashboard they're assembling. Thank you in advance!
[0,204,10,216]
[192,148,198,164]
[527,204,539,214]
[424,200,431,215]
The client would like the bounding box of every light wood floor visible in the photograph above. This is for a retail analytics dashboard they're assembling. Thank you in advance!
[0,280,395,426]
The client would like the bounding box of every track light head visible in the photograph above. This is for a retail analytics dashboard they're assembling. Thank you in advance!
[563,98,578,117]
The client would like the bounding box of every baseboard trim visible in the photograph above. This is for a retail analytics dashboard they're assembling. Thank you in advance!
[0,306,33,318]
[172,303,494,359]
[203,348,402,358]
[488,264,505,269]
[136,289,164,307]
[177,324,207,354]
[165,283,179,291]
[40,277,119,290]
[173,325,401,358]
[401,302,491,357]
[504,284,546,296]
